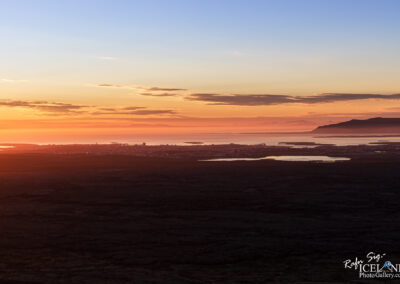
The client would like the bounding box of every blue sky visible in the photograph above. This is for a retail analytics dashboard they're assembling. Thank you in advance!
[1,0,399,92]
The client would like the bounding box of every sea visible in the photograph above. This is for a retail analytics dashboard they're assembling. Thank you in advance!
[72,133,400,146]
[2,132,400,147]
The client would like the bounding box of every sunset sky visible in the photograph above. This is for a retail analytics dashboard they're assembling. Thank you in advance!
[1,0,400,142]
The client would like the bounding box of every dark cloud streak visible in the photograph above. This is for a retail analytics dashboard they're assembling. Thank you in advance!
[96,84,186,91]
[0,100,177,117]
[186,93,400,106]
[144,87,186,91]
[0,100,87,114]
[91,106,176,116]
[139,92,179,97]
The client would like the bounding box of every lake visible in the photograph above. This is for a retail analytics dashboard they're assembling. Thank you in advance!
[200,156,351,162]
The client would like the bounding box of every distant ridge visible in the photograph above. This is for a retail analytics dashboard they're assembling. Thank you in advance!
[312,117,400,134]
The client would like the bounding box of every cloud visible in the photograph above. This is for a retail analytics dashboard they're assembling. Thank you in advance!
[0,99,177,117]
[186,93,293,106]
[97,83,121,88]
[91,106,176,116]
[186,93,400,106]
[138,92,179,97]
[0,100,87,114]
[98,107,117,112]
[121,106,146,111]
[139,87,186,91]
[299,93,400,104]
[1,78,27,83]
[130,109,176,115]
[96,84,187,91]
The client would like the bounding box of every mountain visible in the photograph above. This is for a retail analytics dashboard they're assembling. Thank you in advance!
[312,117,400,134]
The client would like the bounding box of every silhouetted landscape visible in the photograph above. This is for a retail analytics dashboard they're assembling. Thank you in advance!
[312,117,400,134]
[0,140,399,283]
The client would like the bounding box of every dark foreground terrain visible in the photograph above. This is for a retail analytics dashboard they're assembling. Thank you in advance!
[0,147,399,283]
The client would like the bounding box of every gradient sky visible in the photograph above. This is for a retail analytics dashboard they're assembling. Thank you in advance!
[1,0,400,142]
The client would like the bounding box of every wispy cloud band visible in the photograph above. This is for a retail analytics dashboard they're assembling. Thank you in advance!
[0,100,177,116]
[0,100,87,114]
[139,92,179,97]
[186,93,400,106]
[96,84,187,92]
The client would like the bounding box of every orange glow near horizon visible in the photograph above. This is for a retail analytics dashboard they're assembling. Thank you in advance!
[1,87,400,143]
